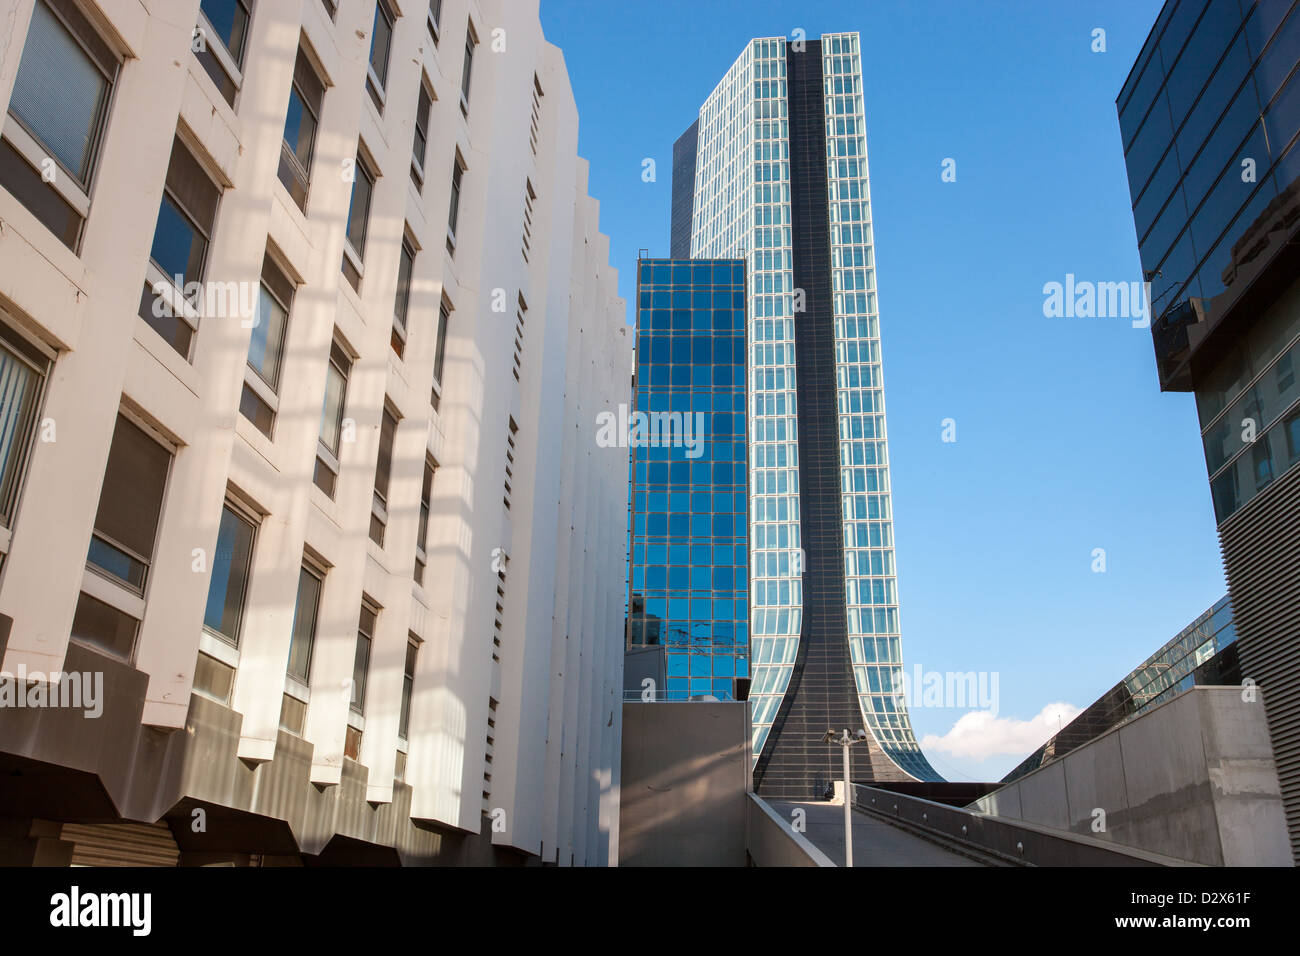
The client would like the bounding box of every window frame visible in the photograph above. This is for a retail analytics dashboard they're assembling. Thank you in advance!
[446,150,465,248]
[410,77,434,188]
[193,0,253,107]
[285,556,325,696]
[314,337,352,496]
[430,297,451,412]
[369,403,400,546]
[239,251,296,439]
[142,135,224,360]
[1,0,121,249]
[365,0,396,111]
[0,319,54,552]
[72,409,175,664]
[201,494,261,650]
[459,21,478,114]
[427,0,442,44]
[349,599,379,721]
[414,455,436,584]
[392,231,416,357]
[278,44,325,213]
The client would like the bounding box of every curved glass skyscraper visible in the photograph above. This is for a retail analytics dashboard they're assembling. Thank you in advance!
[671,33,941,795]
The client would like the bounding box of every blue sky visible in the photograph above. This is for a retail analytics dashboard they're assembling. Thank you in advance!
[539,0,1226,781]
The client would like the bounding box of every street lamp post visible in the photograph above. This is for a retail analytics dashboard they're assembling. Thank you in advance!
[823,728,868,867]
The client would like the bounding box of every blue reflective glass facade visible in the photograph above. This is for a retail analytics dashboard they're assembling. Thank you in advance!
[628,258,748,700]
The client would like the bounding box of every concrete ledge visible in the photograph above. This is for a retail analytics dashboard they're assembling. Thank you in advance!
[745,794,836,867]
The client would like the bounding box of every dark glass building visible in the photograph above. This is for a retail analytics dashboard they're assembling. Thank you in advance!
[1118,0,1300,858]
[627,258,750,701]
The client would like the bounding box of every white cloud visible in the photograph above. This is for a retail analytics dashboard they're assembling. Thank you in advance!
[919,702,1081,761]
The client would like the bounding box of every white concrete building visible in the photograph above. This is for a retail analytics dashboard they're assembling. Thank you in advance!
[0,0,629,866]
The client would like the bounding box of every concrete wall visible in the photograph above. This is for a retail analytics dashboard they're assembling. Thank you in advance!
[744,794,834,866]
[619,701,750,866]
[974,686,1292,866]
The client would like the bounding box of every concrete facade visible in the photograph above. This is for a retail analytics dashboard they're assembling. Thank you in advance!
[618,700,750,866]
[0,0,629,865]
[972,687,1292,866]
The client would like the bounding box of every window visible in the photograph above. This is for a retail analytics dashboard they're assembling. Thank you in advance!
[314,338,351,496]
[1285,410,1300,468]
[0,324,51,542]
[511,293,527,382]
[320,0,336,20]
[342,148,376,291]
[239,252,294,438]
[73,413,172,660]
[202,500,257,646]
[411,80,433,187]
[286,562,322,684]
[345,600,377,760]
[414,456,436,583]
[521,179,536,261]
[138,135,222,360]
[194,0,251,107]
[528,74,543,155]
[399,636,419,740]
[393,233,415,358]
[431,298,451,412]
[278,44,324,212]
[427,0,442,43]
[459,24,477,111]
[447,151,465,246]
[366,0,395,110]
[351,601,377,716]
[279,560,321,734]
[370,404,398,546]
[1,0,119,250]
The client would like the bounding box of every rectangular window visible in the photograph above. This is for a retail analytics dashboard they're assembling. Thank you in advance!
[427,0,442,43]
[447,152,465,246]
[342,149,376,291]
[286,562,322,683]
[521,178,536,260]
[1,0,119,250]
[528,74,543,155]
[194,0,251,107]
[392,233,415,358]
[278,45,324,212]
[370,405,398,546]
[431,298,450,412]
[351,601,376,716]
[139,136,222,360]
[411,80,433,187]
[239,252,294,438]
[74,413,172,660]
[314,338,351,496]
[414,456,436,583]
[459,25,476,110]
[366,0,395,111]
[399,636,419,740]
[0,324,51,534]
[202,500,257,647]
